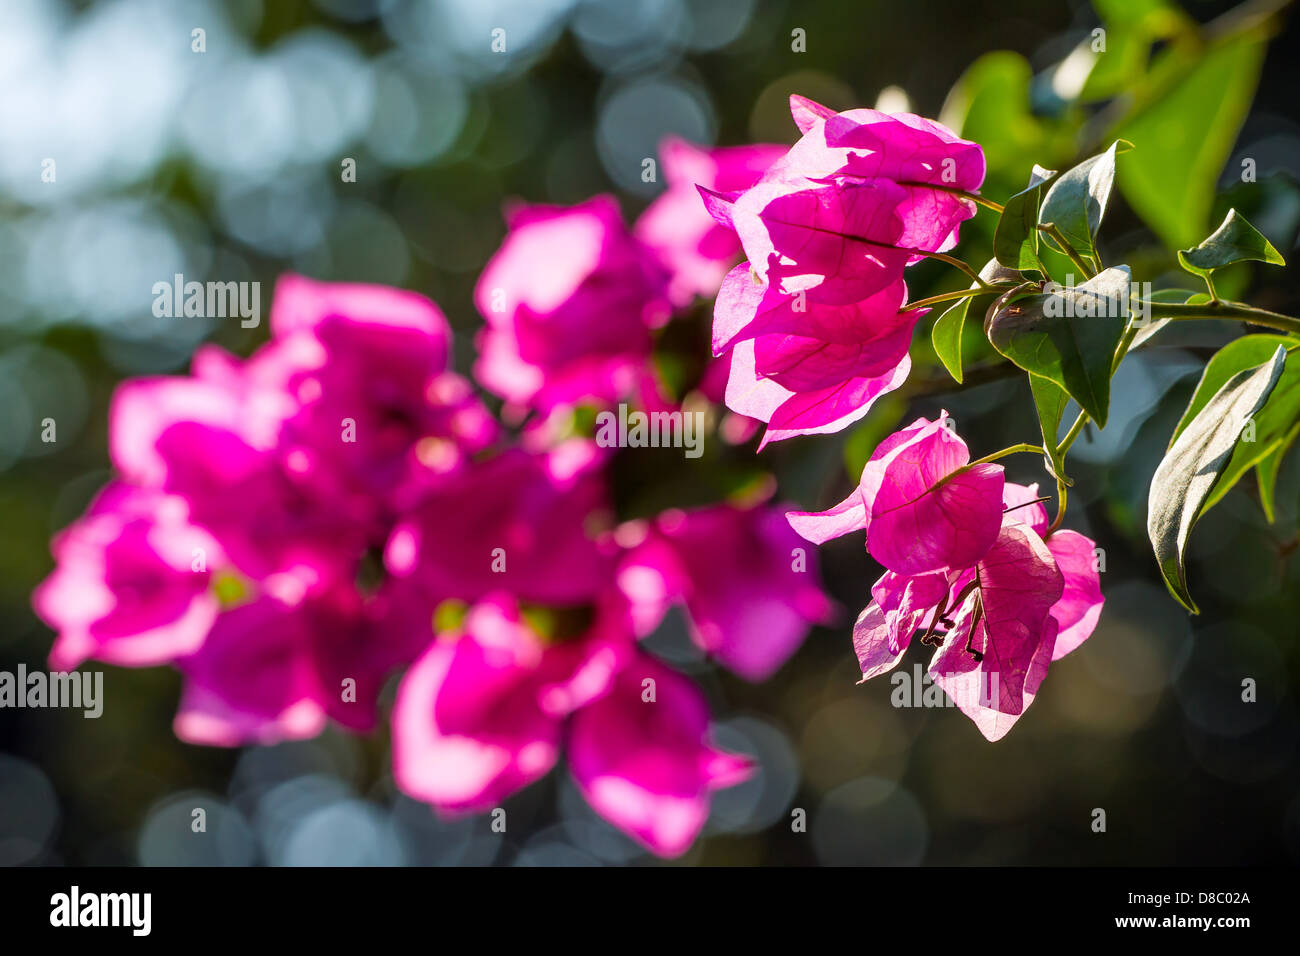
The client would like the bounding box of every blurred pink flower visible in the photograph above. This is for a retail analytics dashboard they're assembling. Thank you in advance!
[34,483,221,672]
[391,592,635,814]
[617,502,833,681]
[174,583,425,746]
[268,275,498,522]
[385,440,618,606]
[568,651,752,857]
[635,137,785,306]
[474,196,673,413]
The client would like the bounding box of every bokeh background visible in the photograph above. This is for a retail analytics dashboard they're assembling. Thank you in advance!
[3,0,1300,865]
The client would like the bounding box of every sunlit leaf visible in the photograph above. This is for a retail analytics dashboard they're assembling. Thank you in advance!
[1148,345,1287,612]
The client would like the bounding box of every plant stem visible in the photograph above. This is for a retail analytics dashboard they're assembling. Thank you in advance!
[1036,223,1097,279]
[924,251,988,287]
[1059,411,1089,454]
[1049,478,1068,534]
[906,183,1005,214]
[1142,299,1300,335]
[906,283,1017,311]
[967,443,1045,467]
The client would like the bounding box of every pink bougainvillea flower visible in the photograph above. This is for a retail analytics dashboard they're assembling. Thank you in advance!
[392,590,642,816]
[850,568,955,680]
[615,502,833,681]
[711,265,922,449]
[568,650,753,857]
[724,337,913,448]
[1043,529,1104,659]
[788,413,1005,574]
[834,473,1100,741]
[385,440,618,606]
[267,275,498,520]
[110,354,365,585]
[928,522,1064,741]
[34,483,222,672]
[151,417,366,587]
[174,583,422,746]
[698,97,984,443]
[391,591,635,814]
[701,94,984,305]
[474,196,672,412]
[387,598,616,816]
[995,481,1104,659]
[635,137,785,306]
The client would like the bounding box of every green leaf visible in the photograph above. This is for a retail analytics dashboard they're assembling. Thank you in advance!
[1177,208,1286,279]
[1112,31,1267,249]
[1147,345,1287,612]
[994,165,1056,271]
[1257,421,1300,523]
[931,260,1022,383]
[931,299,969,383]
[1038,141,1127,264]
[986,266,1133,426]
[1029,373,1072,485]
[1170,334,1300,518]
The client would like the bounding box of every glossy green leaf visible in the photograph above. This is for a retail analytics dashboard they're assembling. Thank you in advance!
[1147,345,1287,613]
[1038,141,1127,263]
[932,261,1022,383]
[993,165,1055,271]
[986,266,1133,426]
[1170,334,1300,518]
[1177,208,1286,278]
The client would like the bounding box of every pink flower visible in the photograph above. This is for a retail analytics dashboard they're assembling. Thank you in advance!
[616,502,833,681]
[109,351,364,586]
[927,522,1064,740]
[790,414,1103,740]
[788,413,1005,574]
[713,266,924,446]
[634,137,785,306]
[174,583,424,746]
[708,95,985,304]
[385,441,618,606]
[568,651,753,857]
[474,196,673,412]
[391,592,634,815]
[268,275,498,521]
[698,97,983,444]
[34,483,221,672]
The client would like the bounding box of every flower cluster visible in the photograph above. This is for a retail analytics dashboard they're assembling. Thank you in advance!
[34,261,831,856]
[705,95,985,446]
[789,413,1103,740]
